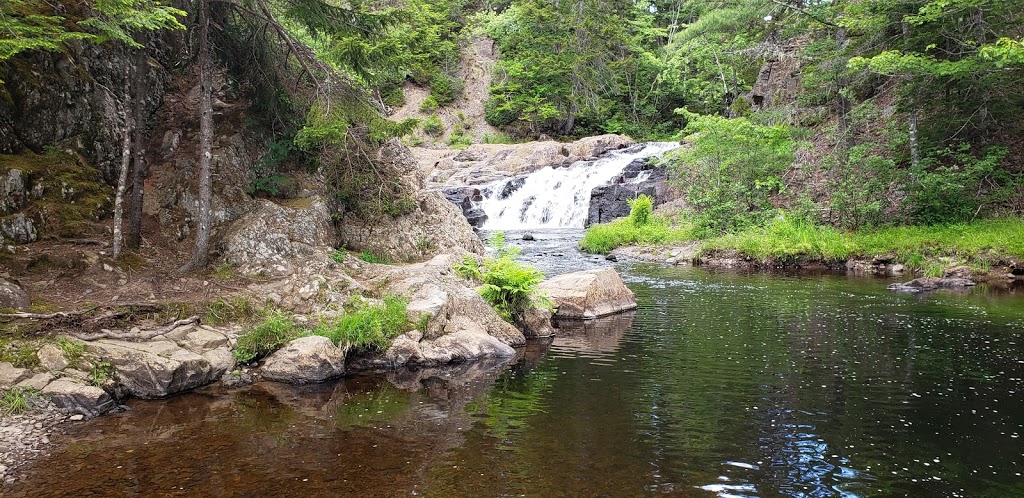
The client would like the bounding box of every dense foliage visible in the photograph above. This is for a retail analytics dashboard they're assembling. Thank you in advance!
[454,233,550,323]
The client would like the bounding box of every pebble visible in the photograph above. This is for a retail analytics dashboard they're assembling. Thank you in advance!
[69,415,84,421]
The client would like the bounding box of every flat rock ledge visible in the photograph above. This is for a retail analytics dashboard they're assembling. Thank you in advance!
[888,276,976,293]
[539,268,637,320]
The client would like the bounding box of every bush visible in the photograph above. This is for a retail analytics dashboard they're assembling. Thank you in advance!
[428,73,462,106]
[669,111,795,234]
[908,144,1016,224]
[313,295,410,351]
[454,233,550,322]
[422,114,444,136]
[580,216,697,254]
[628,194,653,227]
[484,97,518,127]
[234,311,300,363]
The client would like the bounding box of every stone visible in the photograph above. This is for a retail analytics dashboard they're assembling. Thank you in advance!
[15,372,54,391]
[605,254,618,262]
[1,169,26,213]
[0,278,30,311]
[539,268,637,319]
[202,347,236,379]
[944,265,974,279]
[218,197,336,277]
[260,336,347,384]
[36,344,69,372]
[0,362,30,387]
[887,277,976,293]
[42,379,114,418]
[518,307,555,339]
[522,233,535,241]
[85,339,219,398]
[0,213,37,244]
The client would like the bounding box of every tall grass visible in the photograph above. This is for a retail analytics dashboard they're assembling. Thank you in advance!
[313,295,410,351]
[579,216,697,254]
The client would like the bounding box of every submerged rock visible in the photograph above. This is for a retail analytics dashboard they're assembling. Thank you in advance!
[539,268,637,319]
[260,336,348,384]
[887,277,976,293]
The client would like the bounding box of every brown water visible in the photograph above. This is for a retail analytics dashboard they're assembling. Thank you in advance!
[4,250,1024,497]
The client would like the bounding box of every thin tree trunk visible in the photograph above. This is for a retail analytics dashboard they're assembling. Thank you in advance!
[180,0,214,273]
[127,47,148,250]
[112,132,131,259]
[902,22,920,168]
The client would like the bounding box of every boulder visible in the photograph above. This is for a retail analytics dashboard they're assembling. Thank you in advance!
[539,268,637,319]
[0,361,31,387]
[0,213,36,244]
[1,169,26,214]
[887,277,976,293]
[260,336,347,384]
[84,339,219,398]
[15,372,54,391]
[36,344,69,372]
[518,307,555,339]
[586,158,671,226]
[0,278,30,311]
[42,379,114,418]
[217,196,336,277]
[346,254,525,369]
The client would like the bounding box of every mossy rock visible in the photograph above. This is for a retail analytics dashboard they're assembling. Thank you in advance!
[0,149,112,238]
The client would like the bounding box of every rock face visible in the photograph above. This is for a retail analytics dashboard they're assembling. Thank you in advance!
[419,134,634,186]
[217,196,336,276]
[0,278,30,311]
[888,277,976,293]
[260,336,348,384]
[347,254,524,369]
[84,326,235,399]
[442,186,488,228]
[41,379,114,418]
[340,187,485,262]
[539,268,637,319]
[587,158,673,226]
[0,213,37,244]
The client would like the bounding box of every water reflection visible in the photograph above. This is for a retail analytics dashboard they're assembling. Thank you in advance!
[5,265,1024,497]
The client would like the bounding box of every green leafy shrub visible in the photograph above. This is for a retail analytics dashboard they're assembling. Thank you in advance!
[358,251,392,264]
[628,194,653,227]
[422,114,444,136]
[454,233,550,322]
[669,112,795,234]
[313,295,410,351]
[330,250,346,263]
[908,144,1016,224]
[419,95,439,112]
[248,175,297,199]
[483,97,518,128]
[428,73,462,106]
[234,311,301,363]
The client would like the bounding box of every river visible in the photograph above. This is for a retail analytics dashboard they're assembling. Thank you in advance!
[4,230,1024,497]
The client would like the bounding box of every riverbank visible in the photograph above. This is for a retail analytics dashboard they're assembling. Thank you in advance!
[586,215,1024,281]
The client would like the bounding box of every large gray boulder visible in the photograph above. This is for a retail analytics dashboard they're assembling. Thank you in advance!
[42,378,115,418]
[0,278,30,311]
[0,361,31,387]
[347,254,524,369]
[84,339,220,398]
[539,268,637,319]
[217,196,336,277]
[260,336,347,384]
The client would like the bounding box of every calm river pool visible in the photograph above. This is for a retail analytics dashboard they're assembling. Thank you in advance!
[4,231,1024,497]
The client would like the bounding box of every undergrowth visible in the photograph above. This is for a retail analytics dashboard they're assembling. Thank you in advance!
[312,295,411,352]
[1,387,39,416]
[454,232,550,322]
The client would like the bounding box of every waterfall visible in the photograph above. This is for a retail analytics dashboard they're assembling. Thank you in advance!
[478,142,680,230]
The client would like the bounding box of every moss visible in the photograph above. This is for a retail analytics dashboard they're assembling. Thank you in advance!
[115,252,147,272]
[0,150,113,238]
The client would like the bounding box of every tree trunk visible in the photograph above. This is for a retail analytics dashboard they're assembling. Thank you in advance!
[127,47,147,250]
[112,132,131,259]
[180,0,214,273]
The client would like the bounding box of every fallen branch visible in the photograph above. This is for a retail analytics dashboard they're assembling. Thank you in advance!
[72,316,199,341]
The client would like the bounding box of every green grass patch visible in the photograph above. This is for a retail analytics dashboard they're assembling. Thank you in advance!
[233,310,301,364]
[580,216,698,254]
[358,251,391,264]
[312,295,411,352]
[1,387,38,416]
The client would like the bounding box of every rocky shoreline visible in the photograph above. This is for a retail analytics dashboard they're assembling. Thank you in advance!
[609,243,1024,289]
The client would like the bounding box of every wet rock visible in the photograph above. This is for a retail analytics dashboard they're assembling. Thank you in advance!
[539,268,637,319]
[887,277,976,293]
[587,157,672,226]
[36,344,69,372]
[0,278,30,311]
[0,362,31,387]
[84,339,219,398]
[218,197,336,277]
[260,336,347,384]
[518,307,555,338]
[42,379,114,418]
[605,254,618,262]
[522,233,536,241]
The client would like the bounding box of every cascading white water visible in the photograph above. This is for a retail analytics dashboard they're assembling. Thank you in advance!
[478,142,680,230]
